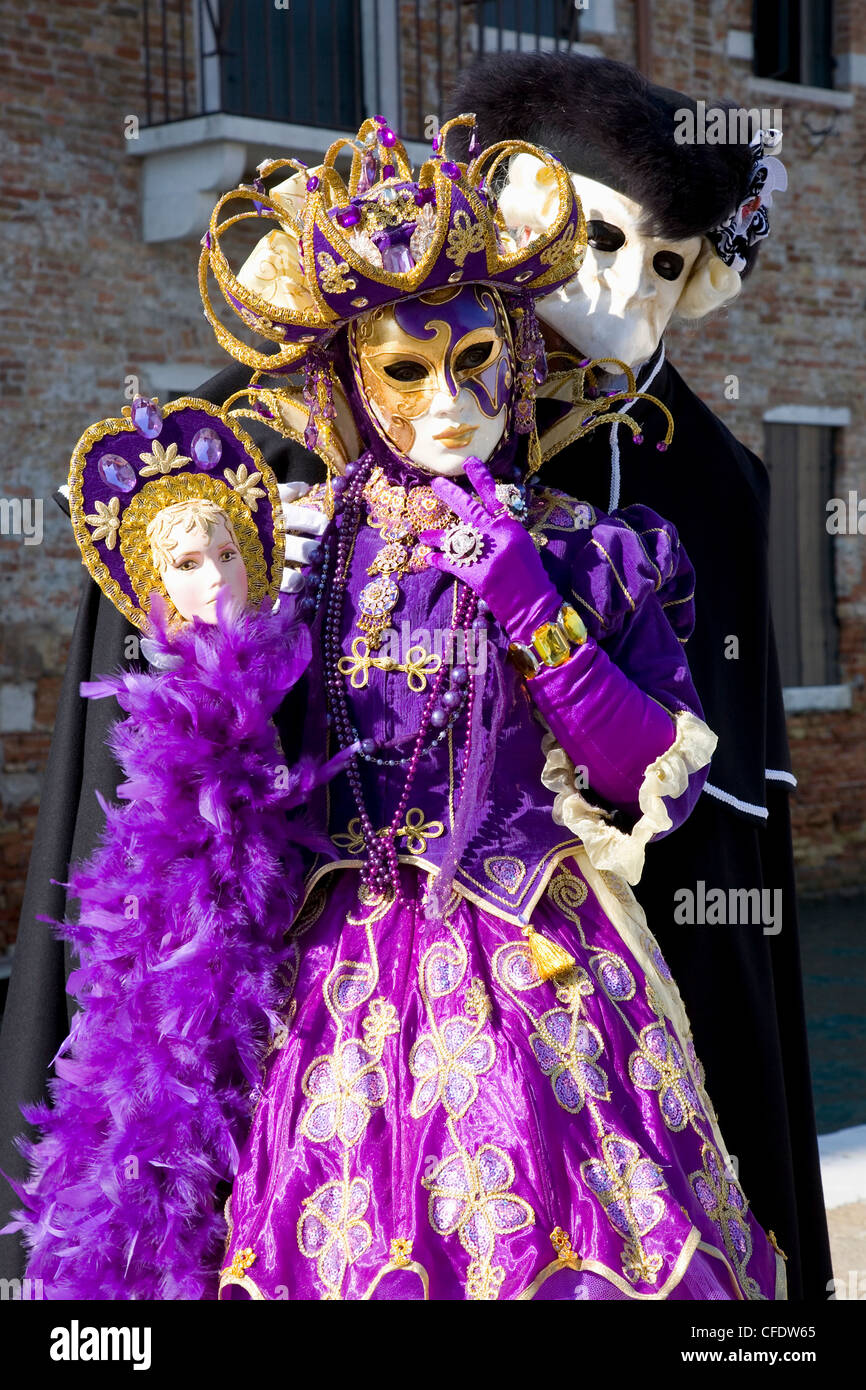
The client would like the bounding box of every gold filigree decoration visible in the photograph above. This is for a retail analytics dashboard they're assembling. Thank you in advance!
[395,808,444,855]
[445,209,486,267]
[316,251,357,295]
[226,1246,256,1278]
[337,634,442,692]
[138,439,192,477]
[389,1237,413,1268]
[539,221,579,269]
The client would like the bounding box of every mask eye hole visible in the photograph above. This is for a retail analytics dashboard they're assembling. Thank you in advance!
[383,360,429,383]
[454,342,494,373]
[586,220,625,253]
[652,250,685,281]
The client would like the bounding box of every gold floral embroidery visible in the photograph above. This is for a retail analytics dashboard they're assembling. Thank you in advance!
[297,1163,373,1300]
[316,251,357,295]
[689,1143,762,1299]
[581,1133,667,1285]
[137,439,191,477]
[628,1021,706,1135]
[445,209,486,267]
[389,1236,413,1268]
[422,1120,535,1301]
[223,461,266,511]
[84,495,121,549]
[300,997,396,1147]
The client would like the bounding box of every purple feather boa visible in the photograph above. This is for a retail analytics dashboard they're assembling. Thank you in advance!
[2,592,342,1299]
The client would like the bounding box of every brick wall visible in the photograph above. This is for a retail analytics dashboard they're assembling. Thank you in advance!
[0,0,223,948]
[1,1,864,947]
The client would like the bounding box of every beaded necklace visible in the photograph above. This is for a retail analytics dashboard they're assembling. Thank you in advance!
[323,452,484,904]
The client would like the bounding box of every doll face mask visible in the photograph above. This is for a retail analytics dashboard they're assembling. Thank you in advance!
[536,175,702,371]
[353,285,512,475]
[148,501,249,624]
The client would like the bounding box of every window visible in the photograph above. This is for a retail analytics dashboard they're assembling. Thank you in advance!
[219,0,364,128]
[474,0,584,50]
[764,422,840,687]
[753,0,835,89]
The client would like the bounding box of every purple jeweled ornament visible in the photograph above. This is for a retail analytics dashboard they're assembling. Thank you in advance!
[380,127,397,148]
[382,240,415,274]
[191,427,223,470]
[306,175,320,192]
[382,164,395,180]
[97,453,137,492]
[439,161,461,182]
[130,396,163,439]
[338,206,360,228]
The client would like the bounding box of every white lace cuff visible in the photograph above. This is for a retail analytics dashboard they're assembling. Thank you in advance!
[540,710,718,886]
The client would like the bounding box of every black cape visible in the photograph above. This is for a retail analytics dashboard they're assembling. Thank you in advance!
[0,352,831,1299]
[538,344,831,1299]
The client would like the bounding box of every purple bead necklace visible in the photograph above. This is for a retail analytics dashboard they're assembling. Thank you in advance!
[323,451,479,903]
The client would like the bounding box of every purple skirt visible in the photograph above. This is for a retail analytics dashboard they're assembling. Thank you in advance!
[219,854,785,1301]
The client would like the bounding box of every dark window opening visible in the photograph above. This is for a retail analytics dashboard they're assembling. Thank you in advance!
[765,421,840,687]
[753,0,836,89]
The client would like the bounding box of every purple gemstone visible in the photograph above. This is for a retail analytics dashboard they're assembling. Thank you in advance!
[358,154,377,194]
[382,163,395,179]
[431,134,440,152]
[306,175,320,192]
[337,207,360,228]
[656,441,669,452]
[382,241,415,273]
[130,396,163,439]
[304,423,319,451]
[439,161,461,181]
[468,132,481,158]
[633,433,644,445]
[381,127,396,148]
[191,427,222,470]
[97,452,137,492]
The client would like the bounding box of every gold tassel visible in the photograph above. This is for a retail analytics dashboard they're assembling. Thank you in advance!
[527,422,542,475]
[522,924,575,982]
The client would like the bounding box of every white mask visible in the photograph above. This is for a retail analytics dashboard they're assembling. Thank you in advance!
[501,161,703,372]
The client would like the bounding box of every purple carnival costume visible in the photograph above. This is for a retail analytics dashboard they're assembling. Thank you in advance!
[6,117,786,1301]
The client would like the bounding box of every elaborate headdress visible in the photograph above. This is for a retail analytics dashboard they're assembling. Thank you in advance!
[68,396,285,632]
[198,114,586,490]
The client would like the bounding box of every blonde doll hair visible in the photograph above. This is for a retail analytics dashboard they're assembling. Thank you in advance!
[146,498,240,574]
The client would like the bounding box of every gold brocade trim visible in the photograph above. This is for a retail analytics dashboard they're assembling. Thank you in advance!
[298,833,588,931]
[361,1259,430,1300]
[217,1272,267,1300]
[514,1227,746,1301]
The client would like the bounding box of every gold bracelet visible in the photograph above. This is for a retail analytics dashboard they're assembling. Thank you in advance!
[508,603,588,679]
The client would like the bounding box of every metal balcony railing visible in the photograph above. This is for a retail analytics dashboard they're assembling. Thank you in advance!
[140,0,586,139]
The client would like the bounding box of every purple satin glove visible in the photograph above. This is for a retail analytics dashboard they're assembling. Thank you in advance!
[419,455,561,644]
[530,635,677,818]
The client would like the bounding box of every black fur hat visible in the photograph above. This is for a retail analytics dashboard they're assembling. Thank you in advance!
[447,52,764,274]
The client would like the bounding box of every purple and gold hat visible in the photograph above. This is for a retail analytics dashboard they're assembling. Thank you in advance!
[68,395,285,632]
[199,113,586,373]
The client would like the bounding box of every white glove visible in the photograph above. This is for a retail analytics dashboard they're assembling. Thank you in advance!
[278,480,329,593]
